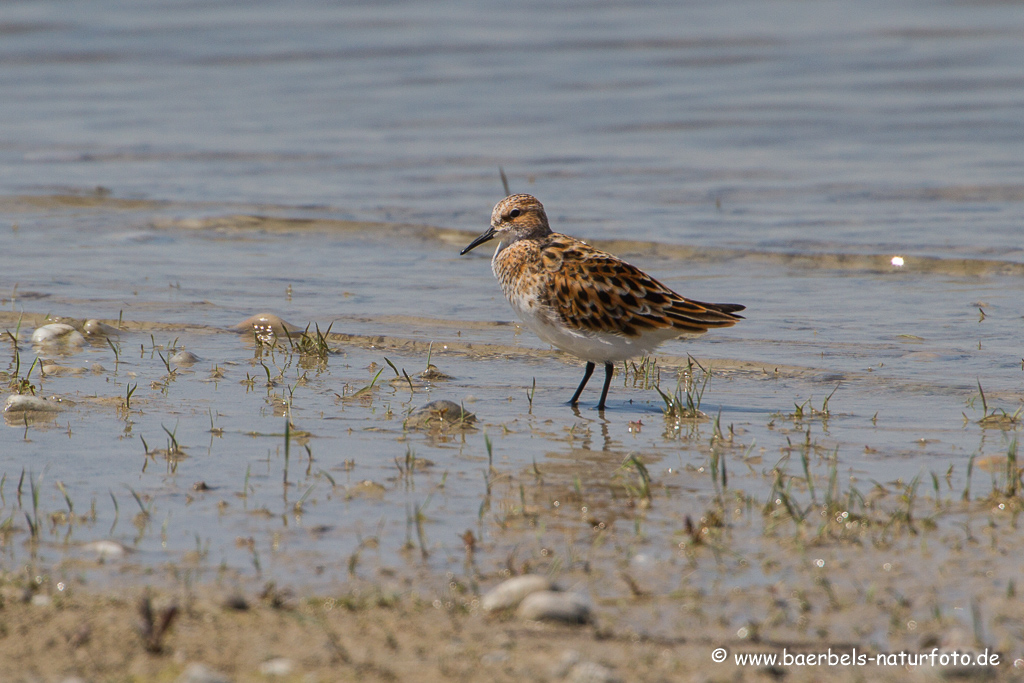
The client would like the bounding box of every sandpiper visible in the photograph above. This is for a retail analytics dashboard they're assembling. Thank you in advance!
[461,194,744,409]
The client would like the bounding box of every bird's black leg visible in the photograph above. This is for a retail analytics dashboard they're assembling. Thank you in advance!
[596,362,614,410]
[568,361,596,405]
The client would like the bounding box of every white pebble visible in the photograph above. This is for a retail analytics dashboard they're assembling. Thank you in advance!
[257,658,294,677]
[481,575,553,613]
[83,540,128,559]
[31,323,86,346]
[516,591,591,624]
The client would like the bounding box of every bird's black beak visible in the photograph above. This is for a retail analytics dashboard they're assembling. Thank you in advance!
[460,226,497,255]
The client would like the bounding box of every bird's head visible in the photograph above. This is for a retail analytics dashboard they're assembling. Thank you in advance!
[460,194,551,255]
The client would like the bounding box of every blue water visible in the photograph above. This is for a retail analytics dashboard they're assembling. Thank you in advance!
[2,0,1023,254]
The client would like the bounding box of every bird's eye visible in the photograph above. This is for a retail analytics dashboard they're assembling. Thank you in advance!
[508,208,521,219]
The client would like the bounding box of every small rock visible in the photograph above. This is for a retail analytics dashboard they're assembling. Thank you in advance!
[31,323,86,347]
[176,662,232,683]
[31,593,52,607]
[83,319,120,337]
[481,575,553,613]
[419,364,453,380]
[4,394,62,413]
[83,540,128,559]
[517,591,590,624]
[171,351,200,366]
[406,400,476,430]
[345,480,386,498]
[230,313,301,336]
[257,657,294,677]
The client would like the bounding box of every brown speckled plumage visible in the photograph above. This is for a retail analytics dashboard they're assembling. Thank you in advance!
[495,233,742,338]
[461,193,745,409]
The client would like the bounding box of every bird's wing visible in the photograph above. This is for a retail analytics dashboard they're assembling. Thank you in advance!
[538,235,744,337]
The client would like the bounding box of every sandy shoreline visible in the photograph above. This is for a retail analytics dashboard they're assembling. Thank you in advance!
[6,577,1015,682]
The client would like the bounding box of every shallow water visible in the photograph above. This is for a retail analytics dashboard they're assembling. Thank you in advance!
[1,204,1020,590]
[1,0,1024,653]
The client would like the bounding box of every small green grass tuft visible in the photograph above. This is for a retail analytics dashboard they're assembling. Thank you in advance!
[619,454,652,504]
[286,322,334,366]
[656,356,711,420]
[971,380,1023,429]
[625,356,660,390]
